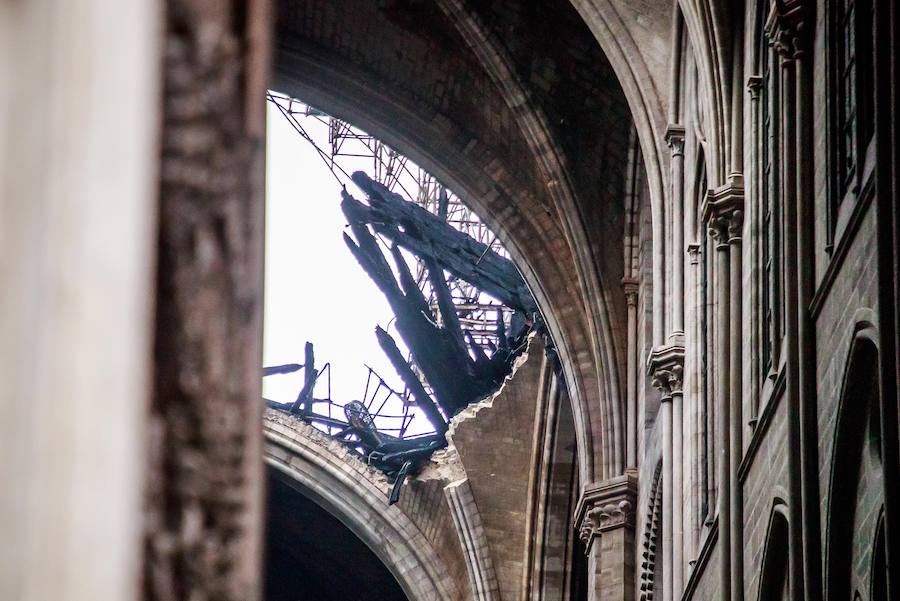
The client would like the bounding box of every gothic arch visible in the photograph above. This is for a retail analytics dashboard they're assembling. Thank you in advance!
[264,415,463,601]
[272,2,640,483]
[434,0,624,479]
[756,499,790,601]
[567,0,670,347]
[674,0,734,185]
[824,318,886,601]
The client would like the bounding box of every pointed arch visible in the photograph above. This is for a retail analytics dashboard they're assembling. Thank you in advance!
[825,318,886,601]
[757,499,791,601]
[436,0,624,480]
[264,415,463,601]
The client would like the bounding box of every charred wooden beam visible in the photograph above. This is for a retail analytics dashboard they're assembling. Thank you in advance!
[262,363,302,376]
[344,222,486,416]
[343,189,533,420]
[342,171,539,319]
[375,326,448,435]
[290,341,317,415]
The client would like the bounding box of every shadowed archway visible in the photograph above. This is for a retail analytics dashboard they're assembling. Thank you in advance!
[265,468,408,601]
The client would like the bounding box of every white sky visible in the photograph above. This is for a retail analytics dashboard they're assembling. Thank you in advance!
[262,100,411,417]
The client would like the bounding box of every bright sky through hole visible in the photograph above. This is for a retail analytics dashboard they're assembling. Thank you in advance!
[262,100,415,427]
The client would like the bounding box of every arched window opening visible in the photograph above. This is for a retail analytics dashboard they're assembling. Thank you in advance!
[825,337,885,601]
[757,507,790,601]
[675,26,717,532]
[264,468,409,601]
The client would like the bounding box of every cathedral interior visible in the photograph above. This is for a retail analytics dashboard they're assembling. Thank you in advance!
[2,0,899,600]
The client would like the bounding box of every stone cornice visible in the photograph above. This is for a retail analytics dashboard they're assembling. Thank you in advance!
[574,474,638,551]
[647,344,685,399]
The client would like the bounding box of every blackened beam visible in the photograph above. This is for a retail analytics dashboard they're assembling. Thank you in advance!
[290,341,316,414]
[263,363,302,376]
[375,326,449,435]
[343,219,490,418]
[342,171,539,318]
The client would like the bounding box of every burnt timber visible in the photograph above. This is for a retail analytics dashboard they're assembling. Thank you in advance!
[342,171,535,420]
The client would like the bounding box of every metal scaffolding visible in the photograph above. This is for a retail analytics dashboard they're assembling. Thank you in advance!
[267,91,514,359]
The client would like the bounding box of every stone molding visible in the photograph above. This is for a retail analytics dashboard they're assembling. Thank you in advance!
[647,343,686,400]
[639,465,663,601]
[445,479,501,601]
[574,474,638,551]
[702,179,745,246]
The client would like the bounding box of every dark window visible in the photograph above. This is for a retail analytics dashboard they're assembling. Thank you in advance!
[834,0,876,211]
[838,0,859,190]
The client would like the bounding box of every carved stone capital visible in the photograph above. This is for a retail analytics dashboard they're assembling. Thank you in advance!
[665,124,686,158]
[622,277,639,307]
[707,215,730,248]
[686,242,702,265]
[765,0,809,60]
[647,344,685,400]
[701,178,744,246]
[575,475,638,552]
[747,75,763,101]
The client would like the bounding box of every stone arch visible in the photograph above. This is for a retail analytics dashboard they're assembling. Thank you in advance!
[824,318,886,601]
[674,0,733,185]
[263,414,464,601]
[567,0,669,347]
[272,52,598,483]
[756,499,790,601]
[433,0,624,479]
[272,1,638,483]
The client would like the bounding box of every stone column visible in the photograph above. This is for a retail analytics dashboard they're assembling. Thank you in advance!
[0,2,159,600]
[746,76,763,428]
[686,242,703,556]
[648,345,685,601]
[145,2,271,600]
[663,125,686,597]
[624,279,639,469]
[667,125,687,339]
[767,4,816,601]
[727,188,745,601]
[576,475,638,601]
[674,126,686,599]
[702,183,744,601]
